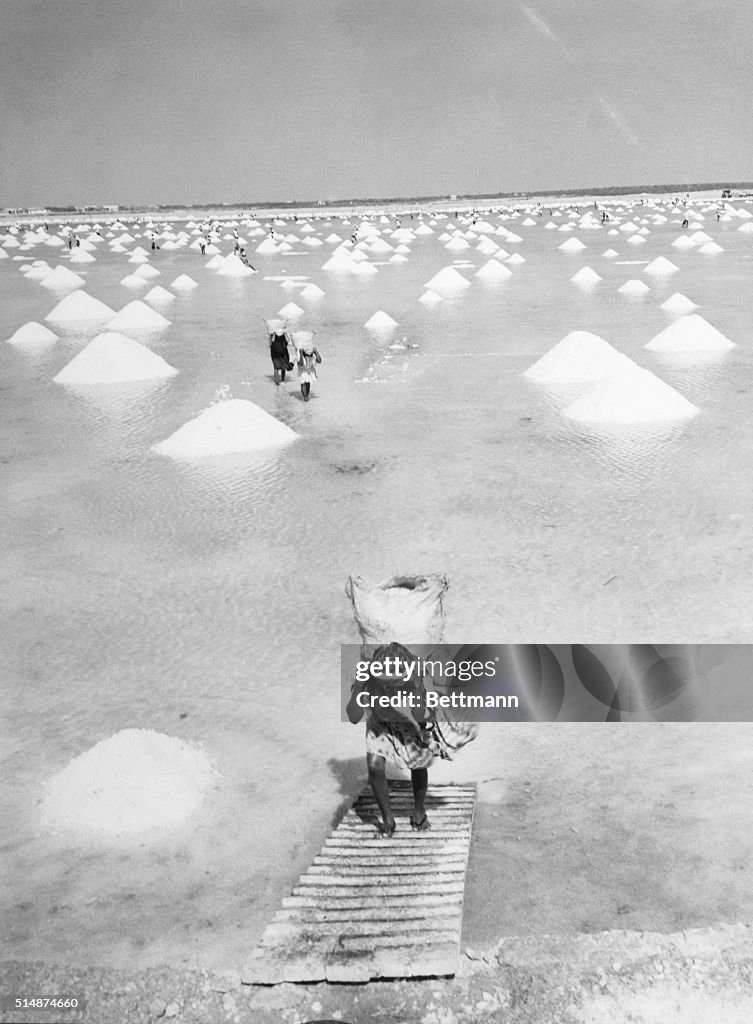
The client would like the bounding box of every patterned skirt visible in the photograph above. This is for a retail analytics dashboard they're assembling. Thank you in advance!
[365,714,478,771]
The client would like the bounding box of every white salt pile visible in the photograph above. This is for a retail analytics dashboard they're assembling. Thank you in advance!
[643,256,679,276]
[135,264,161,279]
[255,238,279,254]
[154,398,298,458]
[25,263,53,280]
[7,321,58,346]
[418,290,442,304]
[475,259,512,281]
[524,331,629,383]
[171,274,198,291]
[645,314,735,353]
[570,266,602,286]
[559,237,586,252]
[45,291,116,322]
[54,332,179,384]
[424,266,470,291]
[40,266,86,291]
[39,728,218,839]
[661,292,698,315]
[562,363,699,424]
[216,255,255,277]
[618,279,651,296]
[364,311,398,329]
[107,301,172,331]
[121,273,149,288]
[69,250,96,264]
[299,283,324,300]
[322,249,355,272]
[144,285,175,305]
[278,301,305,318]
[697,241,724,255]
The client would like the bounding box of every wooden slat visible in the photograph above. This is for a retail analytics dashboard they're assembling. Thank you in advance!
[243,781,476,984]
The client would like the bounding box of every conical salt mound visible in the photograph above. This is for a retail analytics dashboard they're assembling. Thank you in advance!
[121,273,149,288]
[524,331,629,383]
[697,241,724,255]
[255,238,279,254]
[424,266,470,291]
[25,262,53,280]
[69,250,96,264]
[321,250,355,272]
[645,314,735,353]
[40,265,86,290]
[643,256,679,276]
[45,290,116,322]
[562,364,698,424]
[144,285,175,304]
[559,237,586,252]
[54,332,179,384]
[618,279,650,296]
[7,321,58,346]
[570,266,602,286]
[418,290,442,304]
[154,398,298,458]
[475,259,512,281]
[278,301,304,318]
[364,311,398,330]
[217,255,255,277]
[660,292,698,315]
[107,301,172,330]
[135,264,160,279]
[171,274,198,290]
[300,283,324,299]
[39,728,217,837]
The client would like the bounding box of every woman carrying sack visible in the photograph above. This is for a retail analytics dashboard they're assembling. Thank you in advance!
[264,317,293,386]
[294,332,322,402]
[346,641,477,838]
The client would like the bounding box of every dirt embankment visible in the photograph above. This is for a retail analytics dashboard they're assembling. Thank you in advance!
[2,923,752,1024]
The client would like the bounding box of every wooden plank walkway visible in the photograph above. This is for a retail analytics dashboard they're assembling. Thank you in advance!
[242,781,476,984]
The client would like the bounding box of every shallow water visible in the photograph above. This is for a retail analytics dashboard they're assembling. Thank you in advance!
[3,204,753,969]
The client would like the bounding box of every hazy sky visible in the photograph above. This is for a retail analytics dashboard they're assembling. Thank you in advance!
[2,0,752,206]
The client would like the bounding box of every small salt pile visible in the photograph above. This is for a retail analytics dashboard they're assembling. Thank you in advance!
[39,728,218,839]
[54,332,179,384]
[278,301,305,318]
[618,279,650,296]
[364,311,398,330]
[171,274,198,291]
[45,290,116,322]
[645,314,735,353]
[107,300,172,331]
[558,237,586,252]
[570,266,601,286]
[423,266,470,291]
[643,256,678,277]
[7,322,58,346]
[562,363,698,424]
[475,259,512,281]
[524,331,629,383]
[154,398,298,458]
[661,293,698,315]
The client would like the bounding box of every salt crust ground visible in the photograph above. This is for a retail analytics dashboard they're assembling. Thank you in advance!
[2,923,750,1024]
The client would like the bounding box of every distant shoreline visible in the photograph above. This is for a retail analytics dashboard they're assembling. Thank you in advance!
[3,183,749,228]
